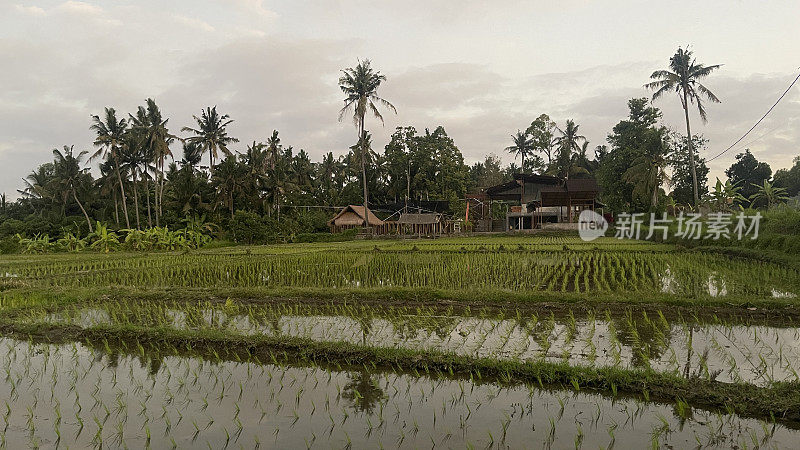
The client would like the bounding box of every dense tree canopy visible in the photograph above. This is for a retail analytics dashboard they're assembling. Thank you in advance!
[725,149,772,203]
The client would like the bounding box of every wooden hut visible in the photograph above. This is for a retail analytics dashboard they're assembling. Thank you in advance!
[397,213,444,236]
[328,205,385,233]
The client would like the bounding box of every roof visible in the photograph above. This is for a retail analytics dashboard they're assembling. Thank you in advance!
[328,205,385,226]
[565,178,599,192]
[397,213,442,225]
[513,173,561,184]
[485,173,561,198]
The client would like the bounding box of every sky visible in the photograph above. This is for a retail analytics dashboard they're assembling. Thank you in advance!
[2,0,799,199]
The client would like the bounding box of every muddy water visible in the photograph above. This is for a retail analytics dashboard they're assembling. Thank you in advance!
[0,337,794,448]
[38,303,800,386]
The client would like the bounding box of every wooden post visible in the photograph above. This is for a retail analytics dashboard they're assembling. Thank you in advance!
[568,197,572,223]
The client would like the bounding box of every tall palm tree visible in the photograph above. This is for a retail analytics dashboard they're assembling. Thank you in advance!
[264,130,282,216]
[52,145,94,232]
[97,160,121,225]
[749,180,789,209]
[505,130,534,173]
[211,155,246,219]
[338,59,396,227]
[130,98,175,226]
[318,151,338,205]
[181,106,239,173]
[120,132,151,229]
[551,120,586,179]
[646,47,721,206]
[90,107,131,227]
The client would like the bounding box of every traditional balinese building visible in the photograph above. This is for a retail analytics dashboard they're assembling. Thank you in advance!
[480,174,600,231]
[328,205,385,233]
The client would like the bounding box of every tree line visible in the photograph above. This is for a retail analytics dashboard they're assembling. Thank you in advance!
[2,50,800,248]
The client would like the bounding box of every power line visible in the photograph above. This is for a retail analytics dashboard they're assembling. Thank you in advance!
[707,69,800,162]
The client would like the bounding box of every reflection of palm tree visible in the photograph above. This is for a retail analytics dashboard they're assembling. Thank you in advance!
[342,369,386,414]
[356,315,373,346]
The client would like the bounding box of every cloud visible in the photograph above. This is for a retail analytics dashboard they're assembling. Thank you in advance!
[172,14,216,33]
[14,4,45,15]
[1,0,799,200]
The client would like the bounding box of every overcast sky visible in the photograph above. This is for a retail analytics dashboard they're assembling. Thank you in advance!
[2,0,799,198]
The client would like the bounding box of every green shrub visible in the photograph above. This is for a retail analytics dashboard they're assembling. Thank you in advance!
[229,211,278,244]
[0,236,20,254]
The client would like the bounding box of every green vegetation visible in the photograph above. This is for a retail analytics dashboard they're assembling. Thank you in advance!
[1,47,799,447]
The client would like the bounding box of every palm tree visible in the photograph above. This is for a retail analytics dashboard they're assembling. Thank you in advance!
[97,160,121,225]
[119,133,152,229]
[505,130,534,173]
[623,146,670,208]
[263,130,282,217]
[646,47,721,206]
[181,106,239,173]
[338,59,397,227]
[19,164,55,204]
[211,155,247,219]
[90,107,131,228]
[130,99,175,226]
[749,180,789,209]
[52,145,94,232]
[551,120,586,178]
[318,151,338,205]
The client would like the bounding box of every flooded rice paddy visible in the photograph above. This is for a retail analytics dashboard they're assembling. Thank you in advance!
[23,300,800,386]
[0,336,796,449]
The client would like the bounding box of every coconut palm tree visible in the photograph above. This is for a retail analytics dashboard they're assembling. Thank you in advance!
[623,146,670,208]
[52,145,94,232]
[130,98,175,226]
[263,130,282,216]
[181,106,239,173]
[550,120,586,179]
[119,132,152,229]
[505,130,534,173]
[749,180,789,209]
[338,59,396,227]
[90,107,131,228]
[646,47,721,206]
[211,155,247,219]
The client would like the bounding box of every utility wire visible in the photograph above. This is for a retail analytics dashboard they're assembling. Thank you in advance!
[707,69,800,162]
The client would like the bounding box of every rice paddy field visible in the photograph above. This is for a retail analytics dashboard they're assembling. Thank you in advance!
[1,234,800,448]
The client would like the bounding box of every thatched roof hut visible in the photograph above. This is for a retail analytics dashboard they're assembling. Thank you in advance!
[328,205,384,231]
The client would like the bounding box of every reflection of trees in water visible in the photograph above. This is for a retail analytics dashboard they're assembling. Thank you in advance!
[342,369,386,414]
[356,316,373,346]
[389,315,459,342]
[610,311,674,369]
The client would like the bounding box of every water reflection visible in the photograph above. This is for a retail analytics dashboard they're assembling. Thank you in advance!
[33,302,800,386]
